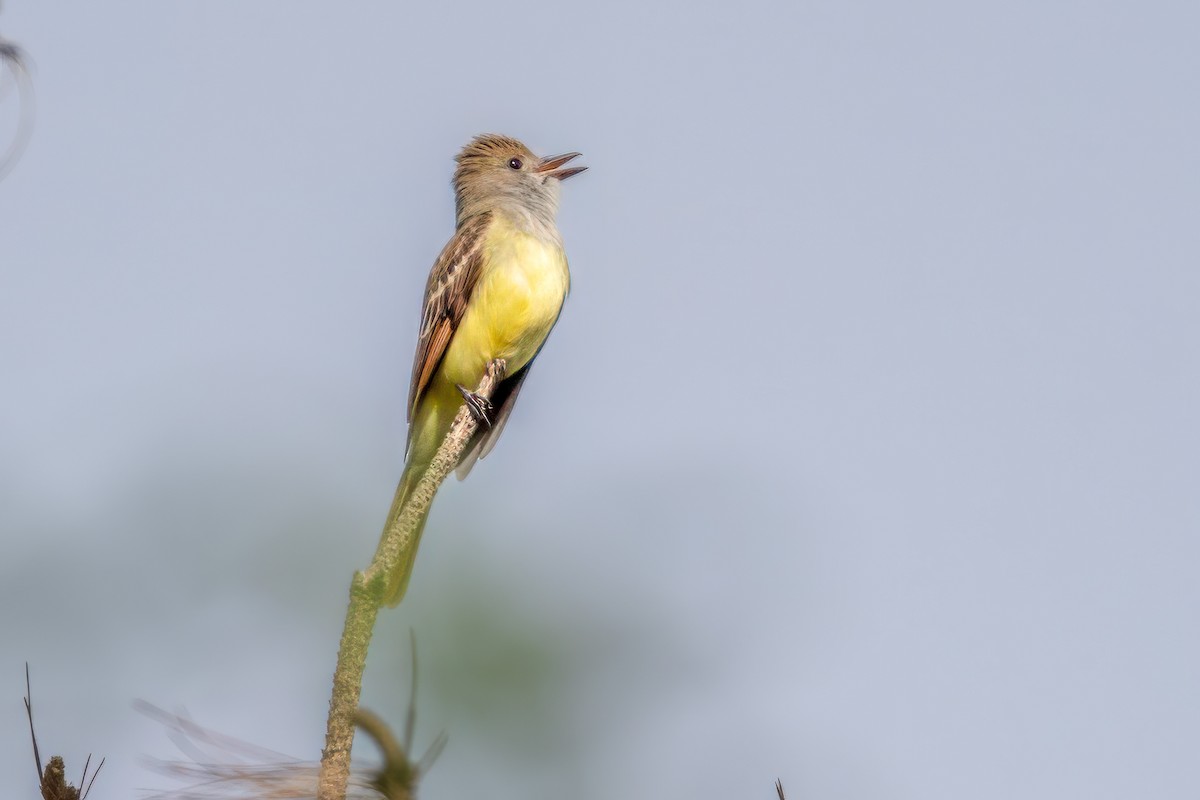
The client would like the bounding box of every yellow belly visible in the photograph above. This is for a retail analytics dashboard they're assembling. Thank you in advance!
[440,221,569,386]
[407,217,569,468]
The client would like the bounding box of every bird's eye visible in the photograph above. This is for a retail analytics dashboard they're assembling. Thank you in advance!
[508,158,523,170]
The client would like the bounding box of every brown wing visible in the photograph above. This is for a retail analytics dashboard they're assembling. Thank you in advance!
[406,212,491,429]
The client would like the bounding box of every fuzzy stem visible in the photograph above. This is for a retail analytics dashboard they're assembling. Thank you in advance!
[317,365,503,800]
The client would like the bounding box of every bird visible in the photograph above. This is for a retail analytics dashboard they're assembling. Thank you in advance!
[379,133,586,606]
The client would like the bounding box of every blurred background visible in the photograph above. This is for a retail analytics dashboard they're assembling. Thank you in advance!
[1,2,1198,798]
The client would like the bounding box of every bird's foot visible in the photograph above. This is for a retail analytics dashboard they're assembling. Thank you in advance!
[456,384,494,426]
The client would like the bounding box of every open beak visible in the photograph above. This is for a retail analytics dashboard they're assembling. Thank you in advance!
[536,151,587,181]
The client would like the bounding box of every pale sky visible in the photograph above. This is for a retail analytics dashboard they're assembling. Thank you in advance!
[2,2,1198,799]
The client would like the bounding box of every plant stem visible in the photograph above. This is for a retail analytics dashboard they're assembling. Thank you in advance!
[317,364,503,800]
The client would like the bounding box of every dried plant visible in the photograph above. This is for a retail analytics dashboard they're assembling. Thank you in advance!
[138,704,443,800]
[0,8,33,181]
[24,665,105,800]
[140,635,444,800]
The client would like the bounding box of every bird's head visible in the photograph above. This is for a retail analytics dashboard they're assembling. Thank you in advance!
[453,134,585,230]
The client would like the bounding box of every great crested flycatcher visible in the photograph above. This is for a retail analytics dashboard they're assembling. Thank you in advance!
[379,133,585,606]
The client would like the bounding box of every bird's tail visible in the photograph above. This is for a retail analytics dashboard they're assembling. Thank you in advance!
[379,462,434,607]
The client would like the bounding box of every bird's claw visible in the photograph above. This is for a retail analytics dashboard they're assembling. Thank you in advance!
[456,384,493,426]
